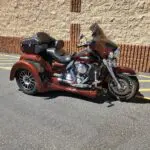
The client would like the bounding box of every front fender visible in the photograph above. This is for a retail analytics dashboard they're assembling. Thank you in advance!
[114,66,136,76]
[10,60,44,92]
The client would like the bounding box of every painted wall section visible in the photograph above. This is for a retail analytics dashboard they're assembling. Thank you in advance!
[0,0,149,44]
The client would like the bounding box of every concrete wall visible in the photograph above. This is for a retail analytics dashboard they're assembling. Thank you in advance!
[0,0,150,44]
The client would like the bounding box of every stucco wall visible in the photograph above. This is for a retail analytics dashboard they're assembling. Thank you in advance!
[0,0,149,44]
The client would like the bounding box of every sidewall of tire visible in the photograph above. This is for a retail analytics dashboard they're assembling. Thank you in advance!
[108,74,138,101]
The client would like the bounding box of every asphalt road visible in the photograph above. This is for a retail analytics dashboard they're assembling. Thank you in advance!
[0,54,150,150]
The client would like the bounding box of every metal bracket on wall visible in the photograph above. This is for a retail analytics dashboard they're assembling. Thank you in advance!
[70,0,81,12]
[70,24,81,42]
[64,24,81,53]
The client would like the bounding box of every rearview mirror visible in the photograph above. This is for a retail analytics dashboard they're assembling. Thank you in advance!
[78,34,84,40]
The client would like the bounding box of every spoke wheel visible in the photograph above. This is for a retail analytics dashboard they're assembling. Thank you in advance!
[108,74,137,101]
[109,78,131,96]
[16,69,37,95]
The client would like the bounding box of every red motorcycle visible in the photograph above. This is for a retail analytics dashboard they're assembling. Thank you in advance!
[10,27,139,101]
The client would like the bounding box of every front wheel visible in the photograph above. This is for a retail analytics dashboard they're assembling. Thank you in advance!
[16,69,37,95]
[108,74,139,101]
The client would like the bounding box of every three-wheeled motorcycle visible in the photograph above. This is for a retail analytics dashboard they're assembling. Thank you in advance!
[10,26,139,101]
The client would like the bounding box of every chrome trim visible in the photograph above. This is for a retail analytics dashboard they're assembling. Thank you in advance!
[79,56,90,59]
[114,48,120,58]
[70,68,76,82]
[108,52,114,59]
[46,48,55,53]
[103,59,121,89]
[92,71,101,88]
[58,78,72,84]
[53,73,62,78]
[72,84,91,88]
[66,60,74,70]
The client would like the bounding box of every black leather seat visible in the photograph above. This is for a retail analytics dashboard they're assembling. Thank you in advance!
[46,48,71,64]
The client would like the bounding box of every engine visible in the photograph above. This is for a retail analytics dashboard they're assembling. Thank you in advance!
[64,61,101,87]
[74,62,90,84]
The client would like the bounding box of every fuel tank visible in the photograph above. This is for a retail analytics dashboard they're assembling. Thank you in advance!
[74,49,98,63]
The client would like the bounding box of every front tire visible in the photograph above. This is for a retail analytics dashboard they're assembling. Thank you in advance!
[16,69,37,95]
[108,74,139,101]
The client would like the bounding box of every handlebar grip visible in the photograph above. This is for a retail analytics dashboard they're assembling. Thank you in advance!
[77,43,89,48]
[77,44,83,48]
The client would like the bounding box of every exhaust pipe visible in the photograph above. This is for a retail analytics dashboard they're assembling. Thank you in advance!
[49,83,97,98]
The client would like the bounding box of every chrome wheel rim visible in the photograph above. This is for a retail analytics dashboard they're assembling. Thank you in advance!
[110,79,131,96]
[19,70,35,91]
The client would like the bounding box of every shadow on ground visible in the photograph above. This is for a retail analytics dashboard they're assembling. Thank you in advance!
[35,91,150,107]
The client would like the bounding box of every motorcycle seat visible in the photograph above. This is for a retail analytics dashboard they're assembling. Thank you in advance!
[46,48,71,64]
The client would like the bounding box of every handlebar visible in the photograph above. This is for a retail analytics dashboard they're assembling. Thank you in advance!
[77,43,88,48]
[77,41,91,48]
[71,52,77,57]
[77,34,89,48]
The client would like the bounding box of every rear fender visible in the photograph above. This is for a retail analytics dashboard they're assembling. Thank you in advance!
[10,60,44,92]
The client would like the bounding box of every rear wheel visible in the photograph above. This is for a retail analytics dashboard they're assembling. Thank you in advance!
[108,74,138,101]
[16,69,37,95]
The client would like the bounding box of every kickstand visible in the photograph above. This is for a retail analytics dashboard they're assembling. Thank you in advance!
[107,97,115,107]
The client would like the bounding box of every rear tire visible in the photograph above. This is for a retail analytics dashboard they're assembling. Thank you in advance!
[16,69,37,95]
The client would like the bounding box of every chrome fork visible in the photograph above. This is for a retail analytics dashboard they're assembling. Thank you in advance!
[103,59,121,89]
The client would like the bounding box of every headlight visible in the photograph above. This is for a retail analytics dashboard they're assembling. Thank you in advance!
[114,48,120,58]
[108,52,114,59]
[108,48,120,59]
